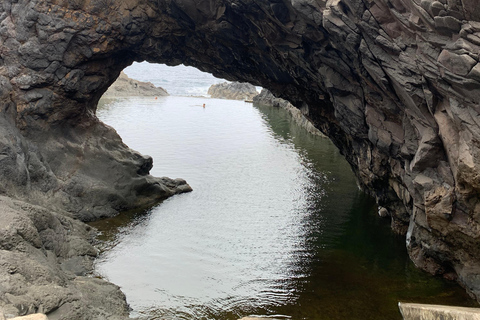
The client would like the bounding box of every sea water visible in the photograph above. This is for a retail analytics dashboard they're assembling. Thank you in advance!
[91,63,476,320]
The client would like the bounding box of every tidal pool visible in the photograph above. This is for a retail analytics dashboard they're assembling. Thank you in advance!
[91,96,476,320]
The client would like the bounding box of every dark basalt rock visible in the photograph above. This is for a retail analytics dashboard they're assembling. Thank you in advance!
[1,0,480,316]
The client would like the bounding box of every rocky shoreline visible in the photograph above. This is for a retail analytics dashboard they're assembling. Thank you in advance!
[253,89,325,137]
[212,85,326,137]
[0,170,191,318]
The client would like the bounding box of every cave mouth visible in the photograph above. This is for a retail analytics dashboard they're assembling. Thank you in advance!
[3,0,480,316]
[89,63,478,320]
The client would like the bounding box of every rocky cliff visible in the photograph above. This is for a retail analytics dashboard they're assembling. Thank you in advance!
[207,81,258,100]
[1,0,480,315]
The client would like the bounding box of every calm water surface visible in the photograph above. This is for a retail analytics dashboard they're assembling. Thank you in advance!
[92,95,476,320]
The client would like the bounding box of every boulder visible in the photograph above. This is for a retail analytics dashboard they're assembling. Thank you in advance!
[208,82,258,100]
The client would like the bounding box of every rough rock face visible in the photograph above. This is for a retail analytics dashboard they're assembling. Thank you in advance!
[207,81,258,100]
[0,196,129,319]
[0,106,191,222]
[1,0,480,312]
[0,0,192,223]
[103,71,168,97]
[254,89,324,136]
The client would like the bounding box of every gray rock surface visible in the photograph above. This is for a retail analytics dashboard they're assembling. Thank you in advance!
[103,72,168,97]
[0,196,129,319]
[253,89,325,136]
[1,0,480,317]
[207,82,258,100]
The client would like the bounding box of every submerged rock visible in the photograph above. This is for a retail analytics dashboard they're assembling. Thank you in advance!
[103,72,168,97]
[208,82,258,100]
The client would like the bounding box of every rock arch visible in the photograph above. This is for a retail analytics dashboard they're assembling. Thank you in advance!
[2,0,480,307]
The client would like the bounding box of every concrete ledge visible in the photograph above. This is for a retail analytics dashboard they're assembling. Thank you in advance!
[399,302,480,320]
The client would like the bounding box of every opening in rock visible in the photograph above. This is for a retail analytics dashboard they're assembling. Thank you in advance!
[90,63,477,320]
[3,0,480,317]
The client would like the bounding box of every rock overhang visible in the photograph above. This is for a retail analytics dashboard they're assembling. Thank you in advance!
[1,0,480,304]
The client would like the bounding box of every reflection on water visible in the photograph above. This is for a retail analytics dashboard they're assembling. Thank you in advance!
[91,96,476,320]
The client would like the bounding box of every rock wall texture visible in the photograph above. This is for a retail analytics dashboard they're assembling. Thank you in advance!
[1,0,480,314]
[253,89,325,136]
[207,81,258,100]
[0,0,192,223]
[0,196,129,319]
[103,71,168,97]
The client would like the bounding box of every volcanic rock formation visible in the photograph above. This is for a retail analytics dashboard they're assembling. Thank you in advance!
[1,0,480,316]
[207,81,258,100]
